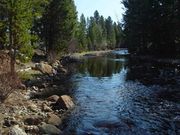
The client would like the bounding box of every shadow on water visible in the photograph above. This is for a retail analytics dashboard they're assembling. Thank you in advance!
[61,50,180,135]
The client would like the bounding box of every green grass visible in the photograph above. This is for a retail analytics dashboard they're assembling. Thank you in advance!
[18,71,34,81]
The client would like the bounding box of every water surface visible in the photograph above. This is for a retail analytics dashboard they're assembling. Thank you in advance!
[63,50,180,135]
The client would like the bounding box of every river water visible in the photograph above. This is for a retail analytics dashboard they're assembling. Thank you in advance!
[62,50,180,135]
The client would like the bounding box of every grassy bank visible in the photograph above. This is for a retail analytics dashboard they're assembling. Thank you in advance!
[71,50,112,59]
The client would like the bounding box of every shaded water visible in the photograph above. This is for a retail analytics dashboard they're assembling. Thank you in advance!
[62,50,180,135]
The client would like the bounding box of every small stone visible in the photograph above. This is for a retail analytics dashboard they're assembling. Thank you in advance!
[24,116,43,125]
[19,83,26,90]
[47,114,62,126]
[24,125,39,133]
[58,67,68,74]
[174,115,180,122]
[27,104,38,112]
[42,103,53,112]
[47,95,59,102]
[32,86,39,91]
[39,123,62,135]
[9,125,27,135]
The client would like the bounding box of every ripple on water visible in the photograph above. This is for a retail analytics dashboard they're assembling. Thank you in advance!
[63,52,180,135]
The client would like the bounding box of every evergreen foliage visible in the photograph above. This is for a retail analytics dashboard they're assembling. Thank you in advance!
[78,11,123,52]
[0,0,34,72]
[123,0,180,57]
[42,0,77,62]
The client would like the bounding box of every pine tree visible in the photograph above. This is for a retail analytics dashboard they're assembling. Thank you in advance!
[99,15,107,48]
[0,6,7,49]
[114,22,123,48]
[30,0,50,47]
[85,11,119,50]
[105,16,116,49]
[77,14,87,51]
[123,0,180,56]
[0,0,34,73]
[94,10,100,24]
[42,0,77,62]
[88,17,96,50]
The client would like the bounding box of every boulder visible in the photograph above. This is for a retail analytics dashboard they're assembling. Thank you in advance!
[9,125,27,135]
[47,114,62,126]
[24,116,43,125]
[47,95,59,102]
[55,95,75,110]
[39,123,62,135]
[35,62,53,75]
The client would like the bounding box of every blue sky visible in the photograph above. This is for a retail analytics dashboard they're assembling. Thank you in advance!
[74,0,124,22]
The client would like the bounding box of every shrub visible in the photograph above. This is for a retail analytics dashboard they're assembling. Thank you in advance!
[18,71,33,81]
[18,44,34,63]
[0,73,20,102]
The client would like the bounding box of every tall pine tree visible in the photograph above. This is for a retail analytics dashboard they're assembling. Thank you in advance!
[0,0,34,73]
[42,0,77,62]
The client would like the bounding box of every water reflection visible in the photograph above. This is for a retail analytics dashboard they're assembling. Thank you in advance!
[63,51,180,135]
[78,54,127,77]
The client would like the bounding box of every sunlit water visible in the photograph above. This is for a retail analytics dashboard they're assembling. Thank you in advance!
[62,51,180,135]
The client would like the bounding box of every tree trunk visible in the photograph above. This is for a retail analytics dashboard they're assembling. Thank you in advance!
[9,14,15,74]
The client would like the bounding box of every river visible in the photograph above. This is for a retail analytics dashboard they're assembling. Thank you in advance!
[62,50,180,135]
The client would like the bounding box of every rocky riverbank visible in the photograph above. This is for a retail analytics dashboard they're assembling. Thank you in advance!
[0,50,113,134]
[0,56,77,134]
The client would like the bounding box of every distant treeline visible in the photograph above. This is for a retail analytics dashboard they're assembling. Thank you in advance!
[122,0,180,57]
[76,11,124,52]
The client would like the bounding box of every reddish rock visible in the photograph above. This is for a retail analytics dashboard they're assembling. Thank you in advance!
[56,95,75,110]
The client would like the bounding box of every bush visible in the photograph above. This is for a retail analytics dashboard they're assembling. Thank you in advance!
[0,73,20,102]
[18,44,34,63]
[18,71,34,81]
